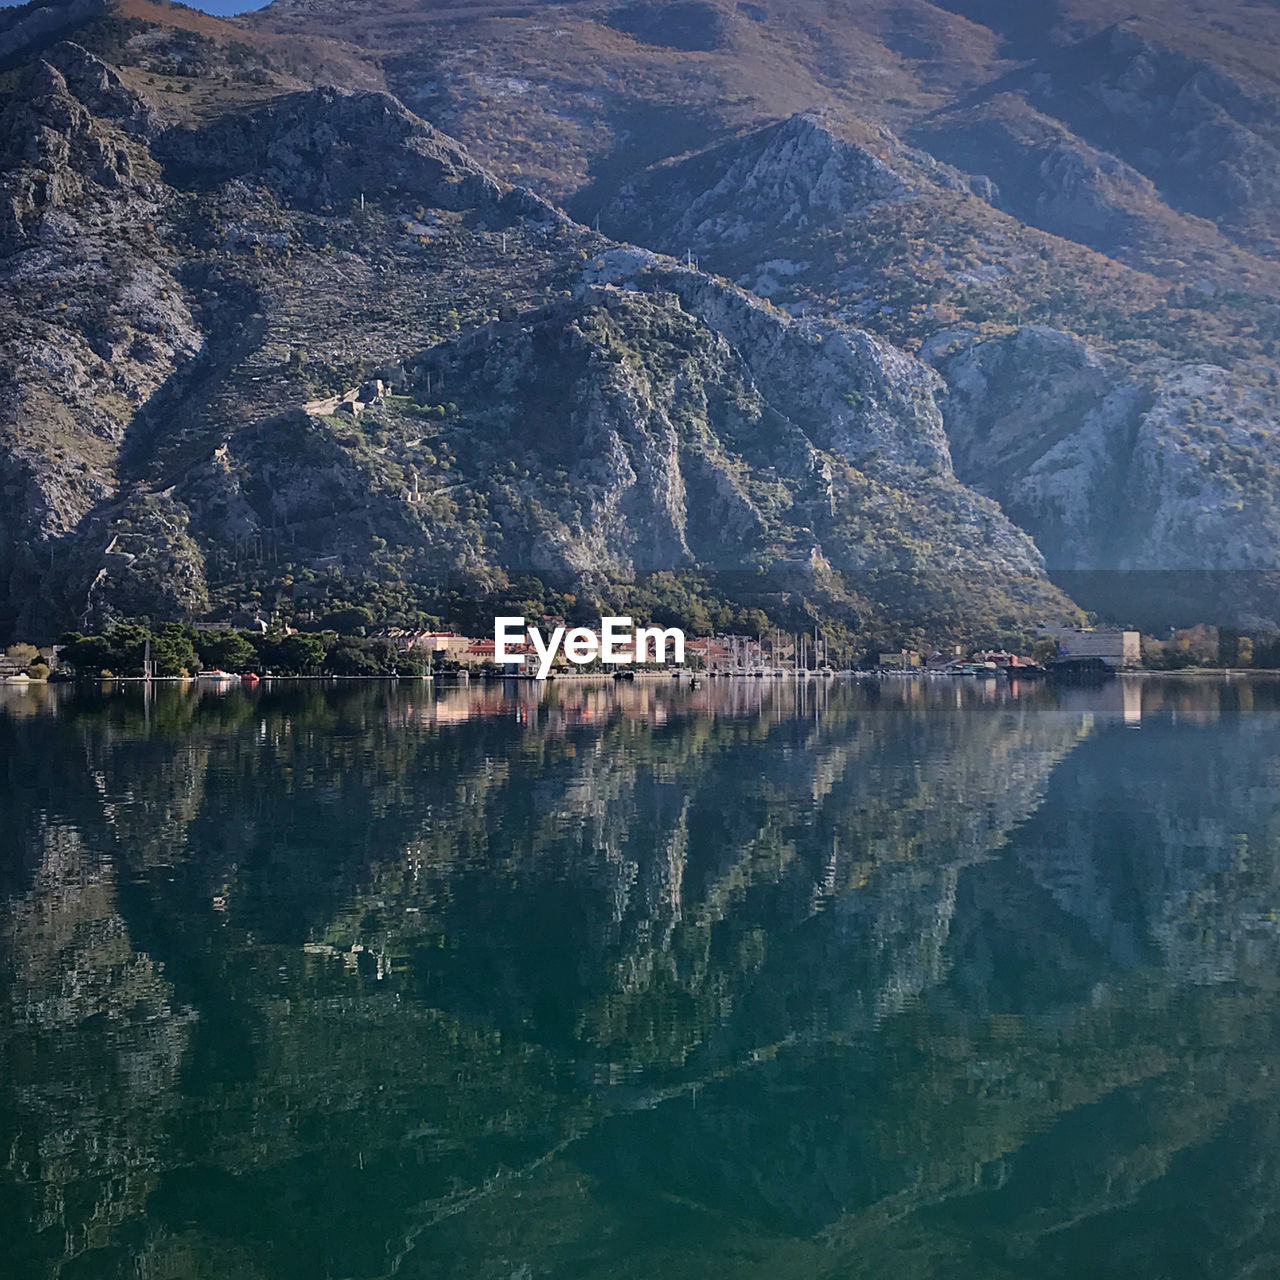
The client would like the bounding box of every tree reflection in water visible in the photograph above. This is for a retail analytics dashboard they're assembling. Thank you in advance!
[2,675,1280,1279]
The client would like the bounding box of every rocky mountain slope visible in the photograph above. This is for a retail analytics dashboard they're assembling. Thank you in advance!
[243,0,1280,627]
[245,0,1280,268]
[601,107,1280,624]
[0,29,1074,642]
[5,0,1280,635]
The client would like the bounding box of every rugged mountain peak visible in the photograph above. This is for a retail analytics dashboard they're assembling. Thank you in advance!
[1097,21,1236,101]
[605,111,910,251]
[0,0,108,68]
[2,41,153,161]
[7,56,89,147]
[12,4,1262,636]
[40,41,156,137]
[1080,22,1276,139]
[379,277,1052,604]
[763,111,915,201]
[580,247,953,475]
[0,42,152,248]
[1005,20,1280,238]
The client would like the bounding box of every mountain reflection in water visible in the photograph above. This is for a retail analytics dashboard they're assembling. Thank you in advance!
[2,675,1280,1279]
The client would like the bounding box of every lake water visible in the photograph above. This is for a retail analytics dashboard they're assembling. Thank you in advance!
[3,674,1280,1279]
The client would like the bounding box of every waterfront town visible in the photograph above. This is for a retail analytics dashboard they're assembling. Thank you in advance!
[372,624,1144,678]
[0,622,1254,683]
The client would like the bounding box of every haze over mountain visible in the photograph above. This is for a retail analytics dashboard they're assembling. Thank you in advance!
[3,0,1280,639]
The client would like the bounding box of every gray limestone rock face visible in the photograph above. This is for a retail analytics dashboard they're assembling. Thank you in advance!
[931,328,1280,588]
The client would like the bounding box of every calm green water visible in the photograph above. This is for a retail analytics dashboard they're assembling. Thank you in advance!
[3,674,1280,1279]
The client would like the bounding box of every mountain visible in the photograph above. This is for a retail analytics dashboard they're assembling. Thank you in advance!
[244,0,1280,267]
[4,0,1280,638]
[600,111,1280,624]
[0,25,1075,642]
[244,0,1280,627]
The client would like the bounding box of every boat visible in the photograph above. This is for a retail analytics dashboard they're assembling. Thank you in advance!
[196,670,237,683]
[612,669,636,681]
[241,672,261,687]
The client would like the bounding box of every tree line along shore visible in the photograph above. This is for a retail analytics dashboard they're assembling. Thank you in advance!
[2,619,1278,683]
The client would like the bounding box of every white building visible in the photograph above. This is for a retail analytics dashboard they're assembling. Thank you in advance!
[1047,628,1141,669]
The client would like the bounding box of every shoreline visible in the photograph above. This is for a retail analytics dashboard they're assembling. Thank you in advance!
[11,668,1280,690]
[1121,668,1264,678]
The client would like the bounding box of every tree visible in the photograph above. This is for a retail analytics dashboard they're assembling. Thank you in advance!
[1032,638,1059,666]
[196,631,259,672]
[152,623,198,678]
[319,606,374,636]
[102,624,151,676]
[5,643,39,668]
[59,634,115,676]
[324,641,382,677]
[263,633,327,675]
[396,652,429,677]
[365,639,401,674]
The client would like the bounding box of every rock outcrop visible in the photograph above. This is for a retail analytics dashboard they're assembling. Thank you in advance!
[605,113,911,251]
[1020,24,1280,244]
[0,0,107,69]
[154,86,504,211]
[931,327,1280,585]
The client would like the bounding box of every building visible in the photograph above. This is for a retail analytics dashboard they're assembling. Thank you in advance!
[971,650,1036,669]
[374,630,508,667]
[686,635,765,671]
[386,631,471,657]
[0,645,56,679]
[685,637,730,668]
[878,651,921,670]
[1048,628,1141,670]
[461,639,499,665]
